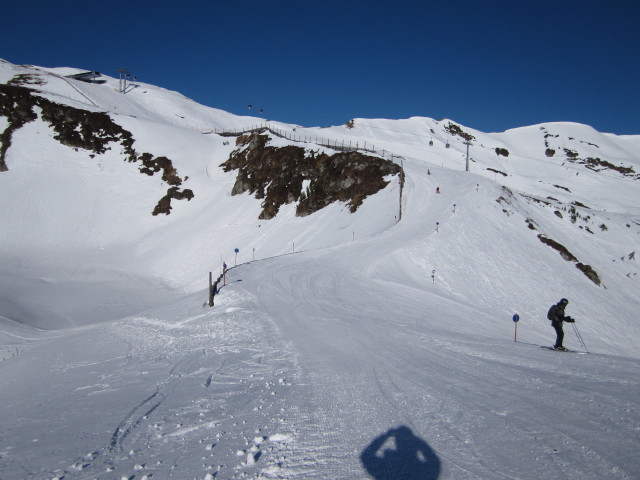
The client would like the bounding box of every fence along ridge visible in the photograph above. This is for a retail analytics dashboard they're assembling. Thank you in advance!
[204,123,403,161]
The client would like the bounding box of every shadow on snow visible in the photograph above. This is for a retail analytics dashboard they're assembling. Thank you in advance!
[361,426,441,480]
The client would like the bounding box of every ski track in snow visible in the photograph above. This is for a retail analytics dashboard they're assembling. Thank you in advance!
[1,169,639,479]
[237,249,640,480]
[1,165,639,480]
[214,176,637,479]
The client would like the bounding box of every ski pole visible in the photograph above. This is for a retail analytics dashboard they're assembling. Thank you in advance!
[571,322,583,349]
[574,323,587,351]
[572,322,588,353]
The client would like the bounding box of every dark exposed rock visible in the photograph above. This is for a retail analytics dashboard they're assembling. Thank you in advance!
[520,194,551,206]
[572,201,590,209]
[0,84,193,215]
[152,187,195,215]
[444,122,475,142]
[487,167,507,177]
[138,153,183,186]
[583,157,635,176]
[576,263,601,285]
[542,129,634,177]
[8,73,46,86]
[39,98,135,156]
[221,132,402,220]
[538,234,602,286]
[538,234,578,262]
[0,85,38,171]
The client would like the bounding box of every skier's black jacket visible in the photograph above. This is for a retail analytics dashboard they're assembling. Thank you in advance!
[547,302,574,325]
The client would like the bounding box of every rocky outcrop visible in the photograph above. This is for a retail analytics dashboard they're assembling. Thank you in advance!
[221,132,402,220]
[0,85,38,172]
[0,84,193,215]
[538,234,602,286]
[541,125,636,178]
[444,122,475,142]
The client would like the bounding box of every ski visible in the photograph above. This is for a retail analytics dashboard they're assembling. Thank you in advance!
[541,346,588,355]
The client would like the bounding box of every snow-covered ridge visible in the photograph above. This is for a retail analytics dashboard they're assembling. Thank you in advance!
[0,57,638,324]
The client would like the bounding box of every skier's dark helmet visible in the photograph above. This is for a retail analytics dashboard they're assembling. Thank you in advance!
[560,298,569,305]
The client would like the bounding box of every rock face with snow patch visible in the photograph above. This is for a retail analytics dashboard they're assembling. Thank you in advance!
[220,131,402,220]
[0,83,193,214]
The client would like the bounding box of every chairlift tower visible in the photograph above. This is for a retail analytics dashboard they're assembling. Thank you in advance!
[117,68,130,93]
[464,140,472,172]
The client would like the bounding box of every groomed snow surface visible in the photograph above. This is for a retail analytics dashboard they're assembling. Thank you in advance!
[1,60,639,479]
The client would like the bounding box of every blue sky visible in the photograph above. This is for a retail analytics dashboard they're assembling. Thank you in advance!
[2,0,639,134]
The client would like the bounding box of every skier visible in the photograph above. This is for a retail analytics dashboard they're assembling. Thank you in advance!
[547,298,575,351]
[436,187,440,194]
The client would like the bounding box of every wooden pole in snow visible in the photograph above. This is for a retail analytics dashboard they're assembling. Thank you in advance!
[208,272,214,307]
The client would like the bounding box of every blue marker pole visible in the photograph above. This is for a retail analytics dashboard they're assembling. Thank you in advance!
[512,313,520,342]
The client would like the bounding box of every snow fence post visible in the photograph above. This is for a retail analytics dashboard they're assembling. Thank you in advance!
[208,272,214,307]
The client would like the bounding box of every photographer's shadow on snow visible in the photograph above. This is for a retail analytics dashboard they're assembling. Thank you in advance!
[361,426,441,480]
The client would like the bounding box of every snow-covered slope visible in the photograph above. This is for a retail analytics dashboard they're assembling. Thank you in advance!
[0,61,401,328]
[1,59,639,479]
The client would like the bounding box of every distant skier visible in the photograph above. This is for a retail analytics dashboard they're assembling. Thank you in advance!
[436,187,440,194]
[547,298,575,351]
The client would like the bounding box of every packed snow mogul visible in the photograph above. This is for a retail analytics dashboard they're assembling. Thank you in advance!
[547,298,575,351]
